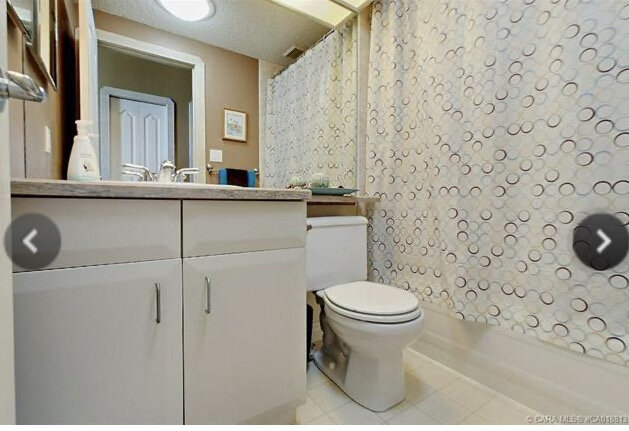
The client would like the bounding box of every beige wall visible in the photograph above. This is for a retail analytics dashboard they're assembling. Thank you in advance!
[98,45,192,168]
[8,0,78,179]
[94,11,260,183]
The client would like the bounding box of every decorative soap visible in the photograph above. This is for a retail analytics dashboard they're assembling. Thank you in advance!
[310,172,330,188]
[288,175,307,188]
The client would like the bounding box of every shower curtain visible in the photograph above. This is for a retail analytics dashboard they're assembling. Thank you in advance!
[366,0,629,365]
[264,20,358,189]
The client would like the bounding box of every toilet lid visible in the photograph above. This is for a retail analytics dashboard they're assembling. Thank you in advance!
[323,281,419,317]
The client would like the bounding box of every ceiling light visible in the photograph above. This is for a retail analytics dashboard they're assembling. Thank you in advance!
[270,0,353,27]
[157,0,214,22]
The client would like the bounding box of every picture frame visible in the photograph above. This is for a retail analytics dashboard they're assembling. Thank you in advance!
[222,108,247,142]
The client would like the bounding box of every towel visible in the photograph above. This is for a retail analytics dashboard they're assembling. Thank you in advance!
[218,168,256,187]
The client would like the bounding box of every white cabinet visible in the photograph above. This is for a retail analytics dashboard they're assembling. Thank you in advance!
[182,200,306,257]
[183,248,306,424]
[12,198,181,272]
[11,197,307,424]
[13,260,183,424]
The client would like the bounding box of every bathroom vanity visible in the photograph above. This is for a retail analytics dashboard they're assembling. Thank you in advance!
[10,179,310,425]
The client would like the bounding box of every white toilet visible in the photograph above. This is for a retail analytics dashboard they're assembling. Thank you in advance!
[306,216,424,412]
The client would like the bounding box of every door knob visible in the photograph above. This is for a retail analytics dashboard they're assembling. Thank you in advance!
[0,67,46,113]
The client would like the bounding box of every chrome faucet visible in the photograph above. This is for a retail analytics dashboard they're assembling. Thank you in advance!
[156,160,176,183]
[174,168,200,182]
[122,161,199,183]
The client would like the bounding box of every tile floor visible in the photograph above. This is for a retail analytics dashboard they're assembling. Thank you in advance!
[296,349,540,425]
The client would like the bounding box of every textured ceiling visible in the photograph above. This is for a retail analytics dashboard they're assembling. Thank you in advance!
[91,0,330,66]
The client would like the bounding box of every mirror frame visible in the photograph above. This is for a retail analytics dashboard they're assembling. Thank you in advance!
[7,0,58,89]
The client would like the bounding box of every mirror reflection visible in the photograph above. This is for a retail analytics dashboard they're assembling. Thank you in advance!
[8,0,57,86]
[85,0,353,185]
[7,0,35,39]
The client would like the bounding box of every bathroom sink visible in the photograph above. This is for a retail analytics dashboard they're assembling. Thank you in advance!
[167,182,241,189]
[119,180,242,189]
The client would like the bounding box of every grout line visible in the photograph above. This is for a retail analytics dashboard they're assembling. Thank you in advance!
[414,390,471,425]
[305,348,539,425]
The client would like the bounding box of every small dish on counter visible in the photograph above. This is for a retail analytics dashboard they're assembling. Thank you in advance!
[308,187,359,196]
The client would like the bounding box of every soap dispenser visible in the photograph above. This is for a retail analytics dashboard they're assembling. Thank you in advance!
[67,120,101,181]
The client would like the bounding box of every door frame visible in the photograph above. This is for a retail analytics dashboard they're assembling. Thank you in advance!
[0,0,16,423]
[99,86,175,180]
[96,30,206,183]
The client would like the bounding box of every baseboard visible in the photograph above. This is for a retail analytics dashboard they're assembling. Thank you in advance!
[410,302,629,415]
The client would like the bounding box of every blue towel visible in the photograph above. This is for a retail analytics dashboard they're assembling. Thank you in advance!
[218,168,256,187]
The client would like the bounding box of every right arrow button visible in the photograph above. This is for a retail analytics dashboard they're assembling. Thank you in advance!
[596,228,612,254]
[574,213,629,271]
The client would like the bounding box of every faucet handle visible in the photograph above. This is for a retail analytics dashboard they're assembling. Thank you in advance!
[175,167,200,182]
[122,163,153,181]
[122,169,145,181]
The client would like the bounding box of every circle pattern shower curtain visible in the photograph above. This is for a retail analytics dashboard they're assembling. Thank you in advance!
[366,0,629,365]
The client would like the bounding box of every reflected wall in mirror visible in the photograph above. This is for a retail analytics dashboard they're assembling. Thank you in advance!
[37,0,58,85]
[83,0,352,185]
[97,44,193,181]
[7,0,57,87]
[7,0,35,39]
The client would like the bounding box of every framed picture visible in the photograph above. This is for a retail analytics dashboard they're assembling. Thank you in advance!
[222,108,247,142]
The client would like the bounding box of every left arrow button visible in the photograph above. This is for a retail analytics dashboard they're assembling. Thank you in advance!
[23,228,38,254]
[4,214,61,270]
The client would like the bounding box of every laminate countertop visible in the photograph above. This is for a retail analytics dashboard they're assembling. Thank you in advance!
[11,179,312,201]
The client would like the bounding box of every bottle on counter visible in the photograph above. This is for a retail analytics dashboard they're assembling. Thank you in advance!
[67,120,101,182]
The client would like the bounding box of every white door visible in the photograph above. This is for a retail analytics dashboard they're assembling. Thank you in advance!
[183,248,306,424]
[0,0,16,423]
[13,260,184,424]
[110,97,173,179]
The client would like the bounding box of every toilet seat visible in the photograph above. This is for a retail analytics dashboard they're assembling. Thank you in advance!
[321,281,422,324]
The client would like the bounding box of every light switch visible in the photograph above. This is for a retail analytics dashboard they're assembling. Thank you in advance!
[44,126,52,154]
[209,149,223,163]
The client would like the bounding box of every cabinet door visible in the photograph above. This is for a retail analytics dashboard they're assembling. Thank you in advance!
[183,248,306,424]
[13,260,183,424]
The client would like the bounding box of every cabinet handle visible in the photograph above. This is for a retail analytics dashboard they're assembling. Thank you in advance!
[155,282,162,324]
[205,277,211,314]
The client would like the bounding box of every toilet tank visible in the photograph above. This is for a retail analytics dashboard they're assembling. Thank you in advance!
[306,216,368,292]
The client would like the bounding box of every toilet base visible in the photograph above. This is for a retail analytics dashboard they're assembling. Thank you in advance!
[313,349,406,413]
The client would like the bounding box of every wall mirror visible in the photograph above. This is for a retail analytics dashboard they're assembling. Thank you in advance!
[7,0,58,88]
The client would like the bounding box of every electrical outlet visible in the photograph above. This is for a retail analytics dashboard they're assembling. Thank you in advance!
[209,149,223,163]
[44,126,52,154]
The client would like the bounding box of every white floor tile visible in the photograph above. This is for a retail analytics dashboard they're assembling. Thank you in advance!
[475,397,532,424]
[377,400,413,422]
[304,414,336,425]
[306,364,328,388]
[296,396,325,424]
[308,381,351,412]
[386,405,439,425]
[328,402,385,425]
[415,391,472,424]
[413,361,460,389]
[440,378,494,411]
[460,414,492,425]
[405,371,437,404]
[493,393,539,415]
[301,348,538,425]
